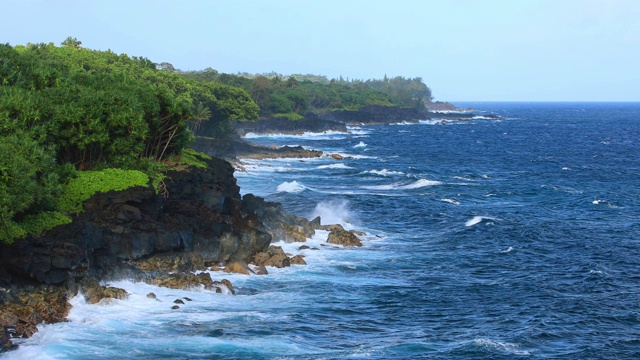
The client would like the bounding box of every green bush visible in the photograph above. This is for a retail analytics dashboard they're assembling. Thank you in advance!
[19,211,72,237]
[57,169,149,213]
[273,112,304,121]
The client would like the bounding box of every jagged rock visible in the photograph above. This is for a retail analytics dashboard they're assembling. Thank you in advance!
[252,246,291,268]
[84,286,129,304]
[253,265,268,275]
[132,253,214,273]
[146,293,156,299]
[327,229,363,247]
[174,299,184,304]
[148,272,214,290]
[241,194,319,243]
[0,288,70,344]
[290,255,307,265]
[223,261,251,275]
[212,279,235,294]
[322,224,345,232]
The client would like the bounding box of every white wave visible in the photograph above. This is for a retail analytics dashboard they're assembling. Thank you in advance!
[323,152,376,160]
[401,179,443,189]
[276,181,306,193]
[430,110,472,114]
[391,121,418,126]
[473,338,530,356]
[310,200,356,227]
[361,169,404,177]
[562,166,571,171]
[317,163,353,170]
[243,131,347,140]
[471,115,497,120]
[465,216,497,227]
[501,246,514,253]
[418,119,445,125]
[365,179,443,190]
[440,198,461,205]
[353,141,367,148]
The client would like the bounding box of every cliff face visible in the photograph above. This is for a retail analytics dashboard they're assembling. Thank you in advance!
[0,155,327,350]
[0,157,273,286]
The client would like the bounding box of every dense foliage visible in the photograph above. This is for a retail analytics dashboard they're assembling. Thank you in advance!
[182,69,433,117]
[0,41,258,243]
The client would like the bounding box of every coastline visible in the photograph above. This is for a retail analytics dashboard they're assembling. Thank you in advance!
[0,102,497,353]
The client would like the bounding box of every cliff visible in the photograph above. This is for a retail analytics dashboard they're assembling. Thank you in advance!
[0,155,322,350]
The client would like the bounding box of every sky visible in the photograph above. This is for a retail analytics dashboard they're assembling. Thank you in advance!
[2,0,639,101]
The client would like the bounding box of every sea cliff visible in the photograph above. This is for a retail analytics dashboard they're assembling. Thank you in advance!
[0,156,330,351]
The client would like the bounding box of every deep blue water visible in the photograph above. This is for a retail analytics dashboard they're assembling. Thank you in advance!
[5,102,640,359]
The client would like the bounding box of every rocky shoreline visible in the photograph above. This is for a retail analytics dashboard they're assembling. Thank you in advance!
[0,155,366,352]
[0,101,495,353]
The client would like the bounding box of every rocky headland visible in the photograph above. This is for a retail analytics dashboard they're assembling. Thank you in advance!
[0,155,365,352]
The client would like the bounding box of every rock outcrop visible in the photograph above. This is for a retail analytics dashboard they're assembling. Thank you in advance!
[0,155,322,350]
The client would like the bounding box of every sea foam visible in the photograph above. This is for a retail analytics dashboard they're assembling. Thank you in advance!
[276,181,306,193]
[310,200,356,227]
[465,216,497,227]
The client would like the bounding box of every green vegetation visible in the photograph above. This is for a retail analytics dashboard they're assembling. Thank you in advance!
[57,169,149,213]
[182,70,433,117]
[0,40,259,244]
[0,38,435,244]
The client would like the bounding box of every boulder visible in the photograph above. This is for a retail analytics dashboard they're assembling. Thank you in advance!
[327,229,363,247]
[253,265,268,275]
[84,286,129,304]
[223,261,251,275]
[252,246,291,268]
[290,255,307,265]
[148,272,214,290]
[331,154,344,160]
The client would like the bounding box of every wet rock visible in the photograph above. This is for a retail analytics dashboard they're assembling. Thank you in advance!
[183,297,192,301]
[0,288,70,343]
[171,305,180,310]
[321,224,344,232]
[298,245,310,250]
[148,272,214,290]
[290,255,307,265]
[253,265,268,275]
[327,229,363,247]
[331,154,344,160]
[174,299,184,304]
[146,293,157,299]
[223,261,251,275]
[212,279,235,294]
[252,246,291,268]
[84,285,129,304]
[241,194,320,243]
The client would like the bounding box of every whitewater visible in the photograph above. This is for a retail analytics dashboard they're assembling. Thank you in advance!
[4,102,640,359]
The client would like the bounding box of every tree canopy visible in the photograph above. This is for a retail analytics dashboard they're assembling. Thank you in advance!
[182,70,433,117]
[0,40,259,243]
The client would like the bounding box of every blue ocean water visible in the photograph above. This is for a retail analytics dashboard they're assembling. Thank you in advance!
[5,102,640,359]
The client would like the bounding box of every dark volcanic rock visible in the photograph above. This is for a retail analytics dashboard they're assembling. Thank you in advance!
[318,105,427,125]
[233,115,347,136]
[0,157,272,286]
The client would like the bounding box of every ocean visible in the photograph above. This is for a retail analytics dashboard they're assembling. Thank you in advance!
[4,102,640,359]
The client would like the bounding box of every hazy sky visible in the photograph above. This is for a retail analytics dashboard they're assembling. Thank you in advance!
[3,0,639,101]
